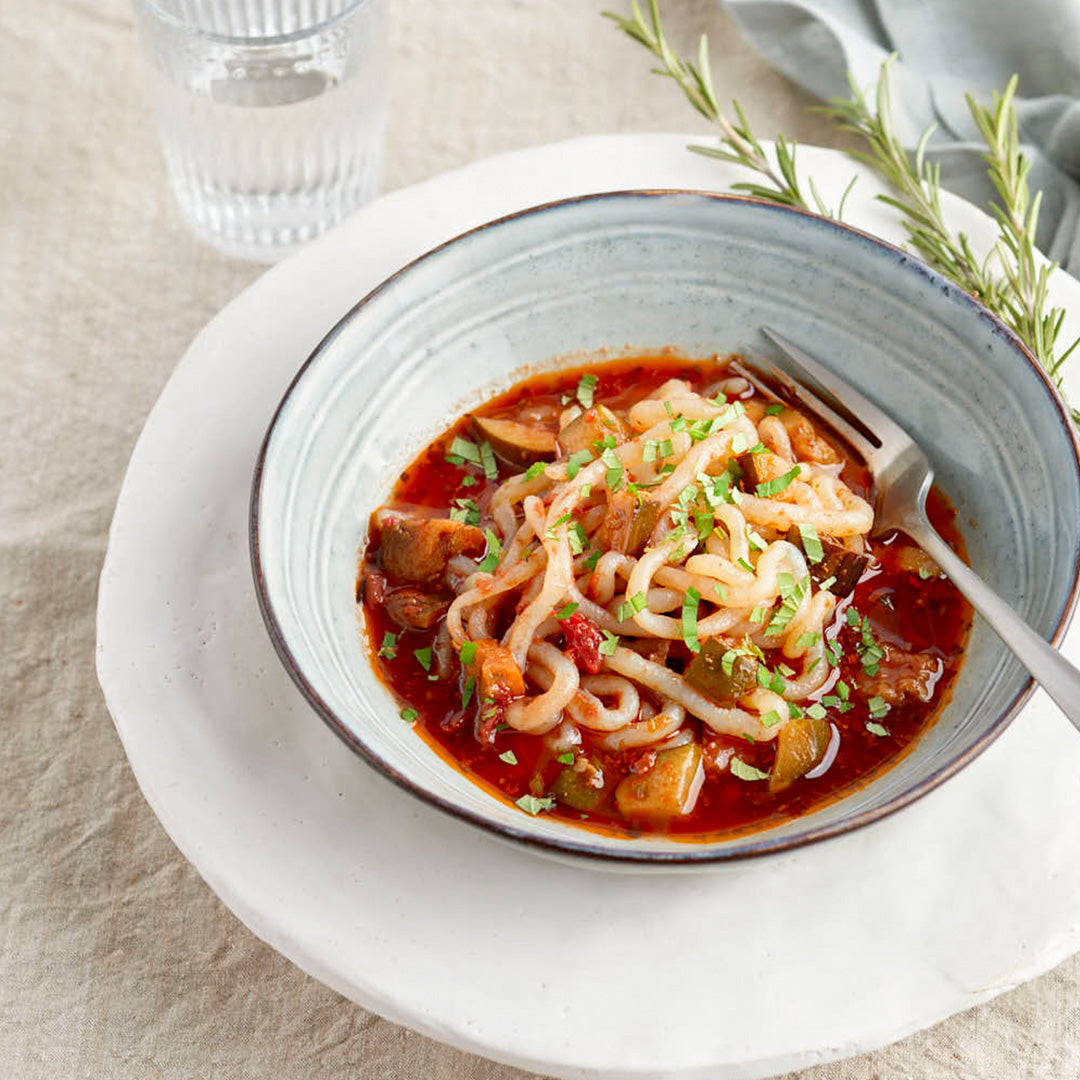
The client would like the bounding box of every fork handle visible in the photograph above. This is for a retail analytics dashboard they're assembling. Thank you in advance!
[903,516,1080,729]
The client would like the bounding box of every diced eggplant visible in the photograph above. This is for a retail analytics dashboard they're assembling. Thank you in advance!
[594,491,660,556]
[383,587,452,631]
[551,755,610,812]
[683,638,758,705]
[738,449,799,496]
[469,639,527,702]
[557,405,630,456]
[769,715,832,793]
[472,415,556,469]
[625,497,660,555]
[380,516,486,584]
[786,526,869,598]
[615,742,705,822]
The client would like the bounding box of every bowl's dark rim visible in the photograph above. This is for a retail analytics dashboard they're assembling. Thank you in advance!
[250,189,1080,867]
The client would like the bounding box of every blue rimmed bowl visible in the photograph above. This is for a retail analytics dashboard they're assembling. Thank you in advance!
[250,191,1080,868]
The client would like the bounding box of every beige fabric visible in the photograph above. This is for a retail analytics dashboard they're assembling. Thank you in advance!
[1,0,1077,1076]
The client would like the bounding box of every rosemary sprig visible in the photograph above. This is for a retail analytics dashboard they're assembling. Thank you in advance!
[602,0,851,217]
[608,1,1078,423]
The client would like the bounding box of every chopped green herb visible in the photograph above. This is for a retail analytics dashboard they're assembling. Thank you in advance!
[599,630,620,656]
[866,722,890,737]
[449,497,481,526]
[777,663,795,677]
[576,373,598,409]
[765,403,784,416]
[766,574,811,637]
[378,632,398,659]
[846,608,861,628]
[601,447,624,491]
[825,639,844,667]
[477,527,502,573]
[797,522,824,564]
[617,591,649,622]
[479,440,498,481]
[555,602,579,621]
[460,475,477,488]
[819,575,837,592]
[917,565,936,580]
[663,400,674,416]
[746,528,768,552]
[584,549,602,571]
[806,702,828,720]
[556,752,576,765]
[715,401,747,427]
[854,616,885,676]
[721,649,738,677]
[498,749,519,765]
[681,586,701,653]
[730,433,748,455]
[459,641,477,666]
[761,709,782,727]
[730,757,769,781]
[748,441,768,455]
[795,631,821,649]
[461,675,476,710]
[737,557,755,573]
[447,436,482,466]
[515,794,556,815]
[670,416,688,433]
[545,511,573,538]
[749,605,768,623]
[756,464,802,498]
[787,701,804,719]
[714,582,728,601]
[580,482,592,499]
[413,647,432,672]
[524,461,546,480]
[658,437,674,459]
[868,696,891,718]
[694,510,714,541]
[400,706,418,723]
[568,521,589,556]
[565,448,593,479]
[642,439,658,463]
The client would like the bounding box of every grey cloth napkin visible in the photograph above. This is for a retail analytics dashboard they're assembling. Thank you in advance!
[724,0,1080,270]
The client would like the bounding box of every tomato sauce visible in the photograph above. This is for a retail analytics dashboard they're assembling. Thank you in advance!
[359,355,972,839]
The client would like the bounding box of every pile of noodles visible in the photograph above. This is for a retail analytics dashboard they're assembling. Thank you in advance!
[443,374,873,750]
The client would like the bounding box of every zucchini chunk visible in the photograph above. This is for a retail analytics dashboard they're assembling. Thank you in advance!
[472,416,557,469]
[684,638,758,704]
[615,743,705,822]
[769,715,832,793]
[786,526,869,598]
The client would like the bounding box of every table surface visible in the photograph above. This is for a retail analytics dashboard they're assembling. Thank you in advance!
[3,1,1077,1078]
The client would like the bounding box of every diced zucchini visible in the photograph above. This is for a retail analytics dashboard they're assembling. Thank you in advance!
[738,450,796,492]
[625,497,660,555]
[769,715,832,793]
[615,743,705,822]
[786,526,869,598]
[551,755,610,812]
[557,405,630,456]
[472,416,556,469]
[683,638,758,704]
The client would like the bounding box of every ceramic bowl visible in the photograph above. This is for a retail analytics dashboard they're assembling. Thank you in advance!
[250,191,1080,867]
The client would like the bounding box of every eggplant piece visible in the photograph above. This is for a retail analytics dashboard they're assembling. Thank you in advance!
[471,416,557,469]
[683,638,758,705]
[737,449,799,496]
[551,755,610,812]
[615,742,705,822]
[769,715,832,793]
[786,526,869,598]
[380,517,486,584]
[594,491,660,556]
[557,405,630,456]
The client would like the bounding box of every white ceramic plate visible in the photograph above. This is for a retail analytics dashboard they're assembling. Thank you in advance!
[97,135,1080,1080]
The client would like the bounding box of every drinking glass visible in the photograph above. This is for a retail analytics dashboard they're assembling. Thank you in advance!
[132,0,389,261]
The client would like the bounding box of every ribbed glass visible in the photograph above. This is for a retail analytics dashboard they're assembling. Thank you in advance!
[133,0,387,261]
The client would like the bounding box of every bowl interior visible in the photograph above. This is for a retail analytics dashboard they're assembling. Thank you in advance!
[252,192,1080,864]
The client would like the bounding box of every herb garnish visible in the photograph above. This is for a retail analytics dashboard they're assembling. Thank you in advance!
[555,602,579,620]
[499,749,519,765]
[378,632,397,659]
[477,527,502,573]
[617,592,648,622]
[730,758,769,781]
[681,586,701,652]
[756,464,802,498]
[516,794,557,815]
[459,641,478,666]
[400,707,418,723]
[576,373,599,409]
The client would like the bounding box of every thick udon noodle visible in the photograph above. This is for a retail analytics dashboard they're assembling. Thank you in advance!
[440,375,873,746]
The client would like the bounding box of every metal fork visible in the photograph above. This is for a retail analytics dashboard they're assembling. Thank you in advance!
[751,326,1080,729]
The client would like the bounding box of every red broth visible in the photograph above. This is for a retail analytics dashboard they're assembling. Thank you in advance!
[359,356,972,839]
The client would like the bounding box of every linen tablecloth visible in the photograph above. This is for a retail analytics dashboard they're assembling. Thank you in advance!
[2,0,1077,1076]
